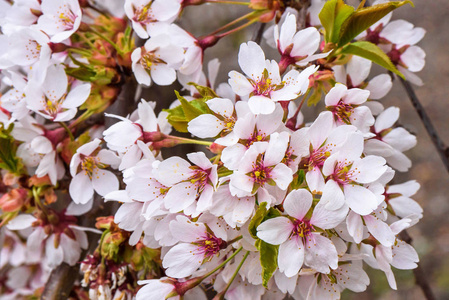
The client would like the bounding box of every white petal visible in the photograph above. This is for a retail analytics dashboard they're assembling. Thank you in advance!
[256,217,293,245]
[278,238,304,277]
[320,180,345,211]
[304,234,338,273]
[92,169,119,196]
[6,214,37,230]
[188,115,225,138]
[248,95,276,115]
[69,173,94,204]
[283,189,313,220]
[344,185,378,216]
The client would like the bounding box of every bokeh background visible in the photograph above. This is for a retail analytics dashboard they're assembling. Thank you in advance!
[143,0,449,298]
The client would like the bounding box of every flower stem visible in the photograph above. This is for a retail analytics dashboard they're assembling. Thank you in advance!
[206,11,256,36]
[90,29,123,55]
[169,136,214,146]
[69,110,94,129]
[203,246,243,279]
[215,251,250,299]
[59,122,74,141]
[216,19,258,39]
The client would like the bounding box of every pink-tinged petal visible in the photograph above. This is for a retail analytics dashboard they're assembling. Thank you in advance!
[133,63,152,86]
[255,104,284,134]
[391,240,419,270]
[283,189,313,220]
[76,138,101,156]
[256,217,293,245]
[163,243,203,278]
[346,210,364,243]
[238,41,265,79]
[274,271,299,295]
[233,113,255,139]
[206,98,234,118]
[155,156,192,186]
[271,163,293,190]
[343,88,370,105]
[46,235,64,269]
[187,152,213,170]
[196,185,214,212]
[188,115,225,138]
[97,149,121,167]
[311,201,348,229]
[92,169,119,197]
[228,71,254,96]
[66,199,94,216]
[248,95,276,115]
[164,181,197,213]
[344,185,378,216]
[169,215,206,243]
[375,246,397,290]
[62,84,91,108]
[346,56,371,87]
[324,83,347,106]
[388,180,420,197]
[366,74,392,99]
[229,172,254,195]
[151,63,177,86]
[308,111,334,149]
[43,64,68,100]
[306,167,325,193]
[152,0,181,21]
[389,196,423,219]
[351,156,387,184]
[53,109,76,122]
[386,151,412,172]
[338,132,365,161]
[69,173,93,204]
[291,27,320,57]
[320,179,345,211]
[278,14,296,52]
[30,136,53,154]
[350,106,374,132]
[296,65,318,95]
[364,139,395,157]
[221,144,247,171]
[136,280,175,300]
[375,106,399,132]
[383,127,416,152]
[336,261,370,292]
[6,214,37,230]
[364,215,395,247]
[278,238,305,277]
[304,233,338,273]
[264,132,289,166]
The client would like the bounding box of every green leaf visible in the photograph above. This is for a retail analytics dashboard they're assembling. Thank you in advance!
[307,85,323,106]
[176,91,210,121]
[341,41,404,78]
[164,92,211,133]
[338,1,414,46]
[0,125,24,175]
[319,0,354,43]
[65,67,97,82]
[257,240,279,288]
[187,82,219,100]
[248,202,268,239]
[291,169,306,190]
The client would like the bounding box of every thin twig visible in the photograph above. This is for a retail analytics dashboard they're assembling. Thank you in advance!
[399,78,449,173]
[399,230,437,300]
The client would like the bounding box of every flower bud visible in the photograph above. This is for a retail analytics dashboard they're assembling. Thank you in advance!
[0,188,28,212]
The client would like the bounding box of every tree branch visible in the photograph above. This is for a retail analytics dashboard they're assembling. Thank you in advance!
[399,78,449,173]
[399,230,437,300]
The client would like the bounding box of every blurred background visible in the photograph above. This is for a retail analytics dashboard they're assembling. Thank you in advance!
[141,0,449,298]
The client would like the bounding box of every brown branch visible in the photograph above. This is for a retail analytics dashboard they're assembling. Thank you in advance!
[399,78,449,173]
[399,230,437,300]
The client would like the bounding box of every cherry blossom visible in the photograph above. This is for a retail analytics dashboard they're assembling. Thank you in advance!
[228,41,317,114]
[69,138,120,204]
[36,0,82,42]
[257,189,347,276]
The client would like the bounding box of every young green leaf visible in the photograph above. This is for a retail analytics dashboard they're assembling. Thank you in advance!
[175,91,210,121]
[187,82,219,100]
[257,240,279,288]
[319,0,354,43]
[341,41,404,78]
[248,202,268,239]
[338,1,414,46]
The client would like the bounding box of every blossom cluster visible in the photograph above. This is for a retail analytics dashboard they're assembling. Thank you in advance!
[0,0,426,299]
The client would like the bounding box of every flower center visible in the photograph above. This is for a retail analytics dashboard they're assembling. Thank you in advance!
[81,156,103,179]
[134,4,154,24]
[332,100,354,124]
[308,146,332,170]
[196,232,225,258]
[57,8,77,30]
[292,219,313,239]
[250,161,270,186]
[331,162,357,185]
